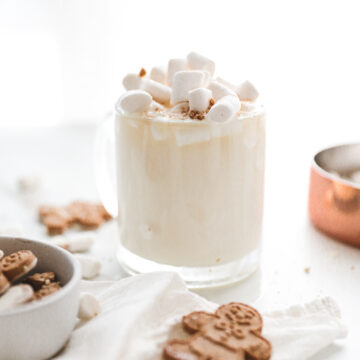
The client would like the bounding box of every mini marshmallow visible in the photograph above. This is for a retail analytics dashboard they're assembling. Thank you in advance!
[171,71,207,105]
[216,76,236,90]
[187,52,215,76]
[78,293,101,321]
[0,284,34,312]
[50,232,95,253]
[167,58,187,86]
[122,73,143,91]
[235,80,259,101]
[0,249,3,260]
[208,80,235,102]
[17,176,41,193]
[75,254,101,279]
[206,95,241,123]
[150,66,167,84]
[188,88,212,113]
[117,90,152,113]
[142,79,171,104]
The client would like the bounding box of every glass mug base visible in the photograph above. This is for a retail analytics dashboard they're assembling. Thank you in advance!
[117,244,261,289]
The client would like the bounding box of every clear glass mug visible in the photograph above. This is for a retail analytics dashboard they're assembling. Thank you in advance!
[95,105,265,288]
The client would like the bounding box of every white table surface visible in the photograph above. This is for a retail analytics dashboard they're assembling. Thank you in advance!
[0,124,358,359]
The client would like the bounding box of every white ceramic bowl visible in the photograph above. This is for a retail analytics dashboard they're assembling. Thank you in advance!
[0,236,81,360]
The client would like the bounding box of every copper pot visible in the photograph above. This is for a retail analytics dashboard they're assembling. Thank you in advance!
[309,143,360,247]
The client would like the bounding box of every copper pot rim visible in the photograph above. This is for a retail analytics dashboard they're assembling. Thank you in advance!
[312,142,360,190]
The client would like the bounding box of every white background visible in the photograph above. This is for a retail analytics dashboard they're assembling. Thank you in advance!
[0,0,360,358]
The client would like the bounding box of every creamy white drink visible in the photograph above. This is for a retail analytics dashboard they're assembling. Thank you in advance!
[114,52,265,286]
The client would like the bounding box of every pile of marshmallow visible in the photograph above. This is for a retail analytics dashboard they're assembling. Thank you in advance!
[118,52,259,123]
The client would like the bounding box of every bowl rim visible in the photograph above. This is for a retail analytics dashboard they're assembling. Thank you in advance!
[312,142,360,190]
[0,236,81,317]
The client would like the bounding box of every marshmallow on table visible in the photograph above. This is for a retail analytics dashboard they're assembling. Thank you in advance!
[50,233,95,253]
[17,176,41,193]
[117,90,152,113]
[150,66,167,84]
[167,58,187,86]
[78,293,101,321]
[235,80,259,101]
[0,249,3,259]
[171,71,207,105]
[75,254,101,279]
[188,88,212,113]
[206,95,241,123]
[142,79,171,105]
[208,80,235,102]
[0,284,34,312]
[187,52,215,76]
[122,73,143,91]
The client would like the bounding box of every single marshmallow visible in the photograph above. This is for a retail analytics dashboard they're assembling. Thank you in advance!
[208,80,235,102]
[167,58,187,86]
[142,79,171,104]
[75,254,101,279]
[150,66,167,84]
[0,284,34,312]
[0,249,3,260]
[206,95,241,123]
[216,76,236,90]
[50,233,95,253]
[78,293,101,321]
[17,176,41,193]
[188,88,212,113]
[235,80,259,101]
[187,52,215,76]
[117,90,152,113]
[171,71,206,105]
[122,73,143,91]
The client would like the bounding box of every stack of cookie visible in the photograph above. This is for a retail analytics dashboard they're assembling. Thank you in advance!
[163,302,271,360]
[0,249,61,312]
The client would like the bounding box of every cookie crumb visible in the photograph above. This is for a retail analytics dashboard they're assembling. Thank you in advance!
[304,267,311,274]
[139,68,146,77]
[216,258,220,263]
[189,110,205,120]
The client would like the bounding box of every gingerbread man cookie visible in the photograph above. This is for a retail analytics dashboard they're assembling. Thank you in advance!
[163,303,271,360]
[0,250,38,282]
[25,272,55,290]
[32,282,61,301]
[39,201,112,235]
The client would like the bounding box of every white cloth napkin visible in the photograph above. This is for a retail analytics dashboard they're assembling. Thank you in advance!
[54,272,347,360]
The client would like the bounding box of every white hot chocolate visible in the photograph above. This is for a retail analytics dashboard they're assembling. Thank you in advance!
[114,52,265,280]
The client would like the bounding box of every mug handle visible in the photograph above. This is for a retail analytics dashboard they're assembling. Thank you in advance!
[93,112,118,217]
